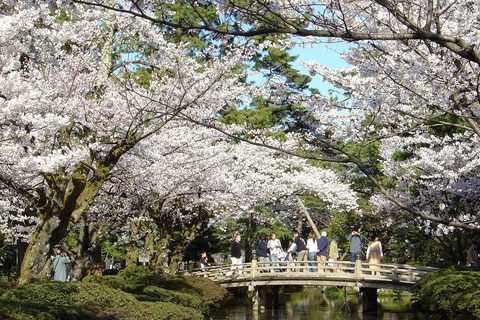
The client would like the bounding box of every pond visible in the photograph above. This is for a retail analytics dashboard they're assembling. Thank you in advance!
[210,287,431,320]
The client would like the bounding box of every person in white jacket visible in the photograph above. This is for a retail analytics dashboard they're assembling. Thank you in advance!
[306,231,318,272]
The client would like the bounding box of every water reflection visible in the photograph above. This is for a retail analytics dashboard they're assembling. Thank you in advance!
[210,288,429,320]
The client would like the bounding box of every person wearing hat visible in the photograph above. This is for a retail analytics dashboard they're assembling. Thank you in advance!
[329,235,339,272]
[467,240,479,269]
[253,232,269,272]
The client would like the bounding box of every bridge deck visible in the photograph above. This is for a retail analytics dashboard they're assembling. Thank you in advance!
[184,260,437,291]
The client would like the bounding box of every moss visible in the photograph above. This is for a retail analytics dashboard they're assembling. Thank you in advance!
[412,269,480,319]
[117,266,229,307]
[0,266,228,319]
[120,284,205,311]
[117,265,154,282]
[0,281,204,320]
[82,275,126,288]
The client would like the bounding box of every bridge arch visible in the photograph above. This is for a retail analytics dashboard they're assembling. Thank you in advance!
[184,259,437,312]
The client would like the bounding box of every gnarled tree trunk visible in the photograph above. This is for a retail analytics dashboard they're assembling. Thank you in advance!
[18,149,132,284]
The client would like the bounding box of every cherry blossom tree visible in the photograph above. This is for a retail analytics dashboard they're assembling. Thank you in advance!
[1,0,360,282]
[71,0,480,233]
[0,2,257,283]
[107,122,358,273]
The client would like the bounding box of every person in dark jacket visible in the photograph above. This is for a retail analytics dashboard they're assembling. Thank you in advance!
[287,230,308,271]
[199,251,210,271]
[230,233,243,275]
[316,231,328,262]
[253,232,269,272]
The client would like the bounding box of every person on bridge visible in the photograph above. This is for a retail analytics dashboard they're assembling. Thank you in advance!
[230,233,243,275]
[253,232,269,272]
[267,232,282,271]
[287,230,308,272]
[347,228,364,263]
[366,235,383,274]
[467,240,479,269]
[199,251,211,271]
[316,231,328,272]
[307,231,317,272]
[329,235,339,272]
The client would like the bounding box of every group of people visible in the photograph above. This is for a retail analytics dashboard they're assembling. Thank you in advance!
[220,230,479,273]
[226,228,384,273]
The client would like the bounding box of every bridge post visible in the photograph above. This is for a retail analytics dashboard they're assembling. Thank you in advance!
[359,287,377,313]
[251,259,257,278]
[355,259,361,277]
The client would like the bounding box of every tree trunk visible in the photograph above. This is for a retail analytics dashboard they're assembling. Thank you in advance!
[155,236,170,274]
[18,174,73,284]
[296,208,304,234]
[70,215,110,281]
[148,201,174,274]
[125,243,139,268]
[168,216,204,273]
[18,151,132,284]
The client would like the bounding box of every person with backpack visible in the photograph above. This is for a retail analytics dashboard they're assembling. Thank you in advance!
[51,249,71,282]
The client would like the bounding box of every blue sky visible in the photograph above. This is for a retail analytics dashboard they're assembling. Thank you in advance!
[289,42,353,95]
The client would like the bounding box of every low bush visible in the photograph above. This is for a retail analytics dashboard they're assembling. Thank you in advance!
[412,269,480,319]
[0,281,203,320]
[117,266,229,306]
[120,284,205,311]
[117,265,154,282]
[82,275,126,288]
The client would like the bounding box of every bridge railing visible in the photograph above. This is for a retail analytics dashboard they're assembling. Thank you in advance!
[183,259,437,284]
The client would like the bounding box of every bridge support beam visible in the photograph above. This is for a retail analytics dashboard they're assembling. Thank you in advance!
[359,287,377,313]
[249,284,259,312]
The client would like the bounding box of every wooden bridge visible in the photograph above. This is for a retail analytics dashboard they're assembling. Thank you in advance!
[184,259,438,312]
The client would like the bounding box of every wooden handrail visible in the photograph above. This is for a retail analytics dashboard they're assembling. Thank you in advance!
[182,260,438,290]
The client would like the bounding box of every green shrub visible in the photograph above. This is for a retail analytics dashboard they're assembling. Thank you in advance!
[117,265,154,282]
[1,281,138,308]
[82,275,126,288]
[120,284,205,311]
[117,266,229,307]
[412,269,480,319]
[0,281,204,320]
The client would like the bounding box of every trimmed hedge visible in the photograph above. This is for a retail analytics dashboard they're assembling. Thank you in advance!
[412,269,480,320]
